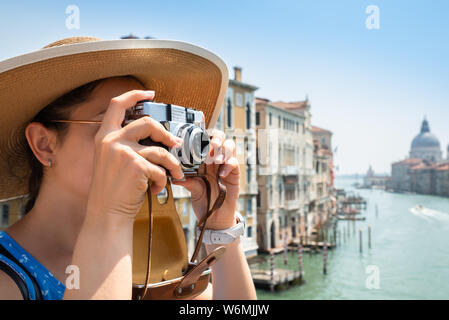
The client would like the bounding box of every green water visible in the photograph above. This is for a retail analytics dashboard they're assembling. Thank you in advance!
[256,177,449,300]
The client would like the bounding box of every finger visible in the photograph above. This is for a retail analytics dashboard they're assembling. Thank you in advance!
[209,130,225,157]
[142,161,168,194]
[219,156,240,178]
[222,139,236,162]
[206,132,225,165]
[122,116,183,148]
[134,144,184,180]
[171,178,205,198]
[101,90,155,134]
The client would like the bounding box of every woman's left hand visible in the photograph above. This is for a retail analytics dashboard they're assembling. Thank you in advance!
[172,129,240,230]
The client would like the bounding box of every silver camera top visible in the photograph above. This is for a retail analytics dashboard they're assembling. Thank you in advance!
[125,100,210,174]
[131,100,206,130]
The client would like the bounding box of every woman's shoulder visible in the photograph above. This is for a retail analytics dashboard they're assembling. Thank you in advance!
[0,230,65,300]
[0,267,24,300]
[0,237,38,300]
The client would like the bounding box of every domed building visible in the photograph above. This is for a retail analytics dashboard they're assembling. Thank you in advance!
[409,118,442,162]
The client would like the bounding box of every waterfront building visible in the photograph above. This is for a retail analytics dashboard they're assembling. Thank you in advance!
[390,117,449,197]
[435,163,449,197]
[390,158,423,192]
[409,161,436,195]
[269,100,315,242]
[214,66,259,257]
[309,126,335,237]
[255,98,306,250]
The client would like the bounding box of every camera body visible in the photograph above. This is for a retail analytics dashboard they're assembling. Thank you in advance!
[123,100,210,177]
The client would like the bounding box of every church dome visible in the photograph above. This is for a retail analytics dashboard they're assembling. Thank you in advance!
[411,119,440,149]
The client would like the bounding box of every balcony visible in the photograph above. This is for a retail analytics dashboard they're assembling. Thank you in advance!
[285,199,300,210]
[280,166,299,176]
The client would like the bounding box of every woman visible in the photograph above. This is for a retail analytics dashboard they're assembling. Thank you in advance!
[0,37,256,300]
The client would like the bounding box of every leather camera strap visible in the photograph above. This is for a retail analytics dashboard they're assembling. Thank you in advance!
[190,166,227,263]
[138,186,154,300]
[138,164,227,300]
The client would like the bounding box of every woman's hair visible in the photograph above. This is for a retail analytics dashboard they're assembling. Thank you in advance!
[23,75,143,214]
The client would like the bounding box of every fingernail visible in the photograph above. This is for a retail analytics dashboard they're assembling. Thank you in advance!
[212,138,221,148]
[172,175,186,182]
[219,168,226,177]
[174,137,183,147]
[146,90,155,95]
[216,154,224,163]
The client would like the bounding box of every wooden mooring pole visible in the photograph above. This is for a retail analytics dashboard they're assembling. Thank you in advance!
[359,228,363,253]
[283,233,288,265]
[297,244,303,281]
[323,243,328,274]
[368,225,372,249]
[270,251,275,292]
[347,220,350,238]
[334,225,337,246]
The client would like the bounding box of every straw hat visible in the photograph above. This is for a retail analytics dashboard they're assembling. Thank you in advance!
[0,36,228,200]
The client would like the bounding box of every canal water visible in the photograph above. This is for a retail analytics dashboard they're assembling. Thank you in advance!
[255,176,449,300]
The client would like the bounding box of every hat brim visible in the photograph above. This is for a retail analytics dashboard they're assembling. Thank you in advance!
[0,39,228,200]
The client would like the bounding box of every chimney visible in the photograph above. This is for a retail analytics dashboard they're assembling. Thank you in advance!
[233,66,242,82]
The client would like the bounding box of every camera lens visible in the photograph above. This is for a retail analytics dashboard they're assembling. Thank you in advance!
[171,123,210,168]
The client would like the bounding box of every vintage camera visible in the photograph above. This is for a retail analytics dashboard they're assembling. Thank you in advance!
[123,100,210,177]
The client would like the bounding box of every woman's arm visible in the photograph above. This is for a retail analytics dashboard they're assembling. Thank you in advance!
[0,270,24,300]
[173,130,256,300]
[63,207,135,299]
[205,237,257,300]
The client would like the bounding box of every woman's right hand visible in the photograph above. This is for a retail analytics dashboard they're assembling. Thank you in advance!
[86,90,184,218]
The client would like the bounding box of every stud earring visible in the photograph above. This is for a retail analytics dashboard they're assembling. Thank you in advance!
[48,159,52,167]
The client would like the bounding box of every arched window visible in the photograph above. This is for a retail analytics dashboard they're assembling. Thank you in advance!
[247,226,252,238]
[227,97,232,128]
[246,102,251,129]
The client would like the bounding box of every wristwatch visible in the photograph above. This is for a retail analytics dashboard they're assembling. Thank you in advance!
[199,211,245,245]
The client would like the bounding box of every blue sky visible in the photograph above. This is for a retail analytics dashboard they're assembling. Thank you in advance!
[1,1,448,174]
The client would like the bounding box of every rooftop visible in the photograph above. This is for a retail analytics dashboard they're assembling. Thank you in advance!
[312,125,332,134]
[256,98,305,119]
[392,158,423,166]
[229,79,258,91]
[270,100,309,111]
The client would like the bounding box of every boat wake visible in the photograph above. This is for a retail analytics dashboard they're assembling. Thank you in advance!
[410,205,449,222]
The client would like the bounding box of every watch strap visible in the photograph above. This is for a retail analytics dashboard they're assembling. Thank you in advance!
[200,211,245,245]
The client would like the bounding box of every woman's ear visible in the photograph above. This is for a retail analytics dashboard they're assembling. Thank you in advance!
[25,122,59,167]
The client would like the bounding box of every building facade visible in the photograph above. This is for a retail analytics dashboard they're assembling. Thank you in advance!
[435,163,449,197]
[390,158,422,192]
[255,99,306,250]
[269,100,315,242]
[214,67,259,257]
[309,126,335,237]
[391,118,449,197]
